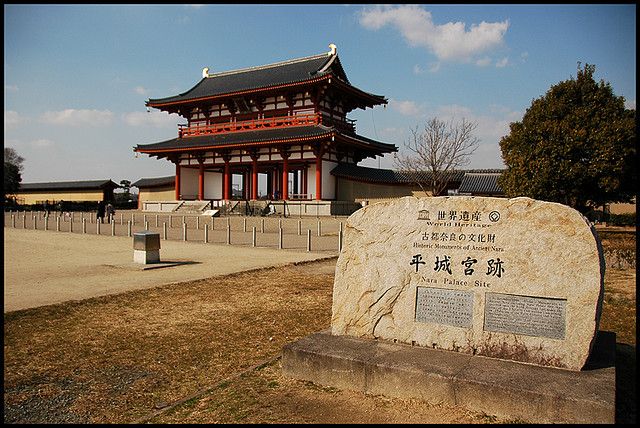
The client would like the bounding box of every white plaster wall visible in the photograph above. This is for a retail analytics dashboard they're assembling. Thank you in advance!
[179,167,199,199]
[306,164,317,200]
[204,171,223,199]
[322,160,337,200]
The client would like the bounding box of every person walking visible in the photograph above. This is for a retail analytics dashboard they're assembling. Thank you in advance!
[106,202,115,223]
[97,200,106,223]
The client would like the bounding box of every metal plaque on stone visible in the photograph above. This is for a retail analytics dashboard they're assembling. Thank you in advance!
[484,292,566,340]
[415,287,474,328]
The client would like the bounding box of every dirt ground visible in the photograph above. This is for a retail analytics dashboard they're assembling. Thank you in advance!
[3,227,636,424]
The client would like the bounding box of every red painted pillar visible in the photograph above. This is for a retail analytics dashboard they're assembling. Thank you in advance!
[175,163,181,200]
[251,157,258,200]
[198,161,205,200]
[282,155,289,201]
[315,154,322,201]
[223,158,230,200]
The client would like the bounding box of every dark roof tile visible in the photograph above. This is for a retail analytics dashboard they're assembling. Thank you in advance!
[18,180,119,191]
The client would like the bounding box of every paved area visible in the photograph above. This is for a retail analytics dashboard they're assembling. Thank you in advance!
[4,227,336,313]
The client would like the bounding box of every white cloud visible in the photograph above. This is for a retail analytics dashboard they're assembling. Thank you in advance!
[5,84,18,92]
[31,138,54,148]
[134,86,148,95]
[122,110,181,128]
[40,109,114,126]
[359,5,509,64]
[476,57,492,67]
[495,57,509,68]
[520,51,529,62]
[388,99,424,117]
[4,110,25,129]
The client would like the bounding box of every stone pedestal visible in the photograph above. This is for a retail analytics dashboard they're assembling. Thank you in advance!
[282,329,616,424]
[133,231,161,264]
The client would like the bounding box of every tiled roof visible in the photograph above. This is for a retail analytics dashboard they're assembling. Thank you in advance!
[458,172,504,195]
[135,125,396,154]
[330,164,466,184]
[147,52,383,106]
[18,180,119,191]
[132,176,175,189]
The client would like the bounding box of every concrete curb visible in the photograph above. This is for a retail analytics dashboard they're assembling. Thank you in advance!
[282,330,616,424]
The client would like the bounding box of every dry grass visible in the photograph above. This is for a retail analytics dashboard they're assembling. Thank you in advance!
[3,232,637,424]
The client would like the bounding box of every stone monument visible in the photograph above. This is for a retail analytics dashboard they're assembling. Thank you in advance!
[331,196,604,370]
[283,196,614,423]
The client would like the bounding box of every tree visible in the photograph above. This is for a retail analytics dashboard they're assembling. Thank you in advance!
[394,117,479,196]
[4,147,24,200]
[498,63,636,214]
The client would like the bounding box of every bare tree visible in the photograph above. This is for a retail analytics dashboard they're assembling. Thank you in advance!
[394,117,479,196]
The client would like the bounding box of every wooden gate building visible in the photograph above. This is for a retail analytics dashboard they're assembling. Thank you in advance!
[134,44,396,212]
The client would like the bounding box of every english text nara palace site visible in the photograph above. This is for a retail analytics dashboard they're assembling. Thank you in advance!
[134,44,399,215]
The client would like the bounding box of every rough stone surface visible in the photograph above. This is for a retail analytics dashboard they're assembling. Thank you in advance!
[282,329,616,424]
[331,196,605,370]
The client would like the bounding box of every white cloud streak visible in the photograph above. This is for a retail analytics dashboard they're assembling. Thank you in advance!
[122,110,181,128]
[359,5,509,64]
[388,99,424,117]
[4,110,25,129]
[40,109,114,126]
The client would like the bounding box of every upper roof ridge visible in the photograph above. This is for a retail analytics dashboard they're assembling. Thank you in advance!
[204,52,330,79]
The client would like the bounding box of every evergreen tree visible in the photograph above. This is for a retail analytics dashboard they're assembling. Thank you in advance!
[498,63,636,213]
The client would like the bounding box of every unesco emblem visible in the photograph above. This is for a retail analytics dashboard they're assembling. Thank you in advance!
[489,211,501,222]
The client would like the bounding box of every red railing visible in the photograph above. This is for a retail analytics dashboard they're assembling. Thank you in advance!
[178,113,321,138]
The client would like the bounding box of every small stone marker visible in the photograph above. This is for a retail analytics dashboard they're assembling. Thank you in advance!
[331,196,604,371]
[133,230,161,264]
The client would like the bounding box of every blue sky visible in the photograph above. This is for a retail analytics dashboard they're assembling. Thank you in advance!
[4,4,636,185]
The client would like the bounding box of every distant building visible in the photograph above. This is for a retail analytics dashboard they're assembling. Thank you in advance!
[12,179,118,205]
[131,175,176,209]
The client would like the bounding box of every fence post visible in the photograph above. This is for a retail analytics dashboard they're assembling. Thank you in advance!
[226,222,231,245]
[131,213,135,225]
[23,214,27,229]
[96,219,100,235]
[339,221,343,252]
[278,227,283,249]
[252,226,256,247]
[243,217,246,232]
[317,220,321,237]
[34,216,37,230]
[155,214,159,227]
[298,219,302,236]
[111,219,115,236]
[204,223,209,243]
[169,215,172,228]
[56,216,60,232]
[261,218,265,233]
[307,229,311,252]
[163,222,167,240]
[127,220,132,237]
[69,216,73,233]
[120,212,123,225]
[183,223,187,241]
[144,214,147,225]
[145,221,149,230]
[12,214,16,228]
[211,217,215,230]
[196,216,200,230]
[82,218,86,234]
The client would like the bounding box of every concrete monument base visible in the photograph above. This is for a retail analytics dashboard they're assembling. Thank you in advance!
[282,330,616,424]
[133,249,160,264]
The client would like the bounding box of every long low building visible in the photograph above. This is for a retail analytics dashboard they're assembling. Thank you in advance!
[12,179,119,205]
